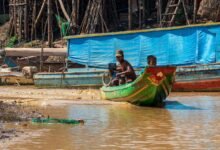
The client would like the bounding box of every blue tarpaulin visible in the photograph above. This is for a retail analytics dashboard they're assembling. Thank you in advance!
[67,24,220,68]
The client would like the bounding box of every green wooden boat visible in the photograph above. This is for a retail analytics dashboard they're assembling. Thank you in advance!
[101,66,176,107]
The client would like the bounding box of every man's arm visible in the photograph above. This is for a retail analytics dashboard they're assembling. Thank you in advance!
[116,65,132,77]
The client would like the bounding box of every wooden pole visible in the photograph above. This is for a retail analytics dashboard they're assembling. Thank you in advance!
[24,0,28,41]
[181,0,190,25]
[58,0,71,22]
[13,0,17,35]
[76,0,79,26]
[142,0,145,27]
[31,0,36,40]
[40,43,44,72]
[18,7,22,40]
[193,0,197,23]
[138,0,142,29]
[34,0,47,26]
[71,0,77,34]
[48,0,52,47]
[72,0,76,24]
[128,0,132,30]
[158,0,162,27]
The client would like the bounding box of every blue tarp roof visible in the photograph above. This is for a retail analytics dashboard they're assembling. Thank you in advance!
[67,23,220,68]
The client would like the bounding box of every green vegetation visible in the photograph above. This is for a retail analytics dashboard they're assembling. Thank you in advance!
[6,36,17,48]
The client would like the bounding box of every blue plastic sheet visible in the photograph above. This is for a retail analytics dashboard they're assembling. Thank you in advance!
[68,24,220,68]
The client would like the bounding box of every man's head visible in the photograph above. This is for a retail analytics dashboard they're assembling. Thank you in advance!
[116,50,124,63]
[147,55,157,67]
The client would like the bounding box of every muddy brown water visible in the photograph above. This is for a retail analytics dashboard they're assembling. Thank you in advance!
[3,93,220,150]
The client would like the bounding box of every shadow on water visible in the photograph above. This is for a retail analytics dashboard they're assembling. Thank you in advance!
[165,100,203,110]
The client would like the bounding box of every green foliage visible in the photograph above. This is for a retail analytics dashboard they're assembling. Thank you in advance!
[6,36,18,48]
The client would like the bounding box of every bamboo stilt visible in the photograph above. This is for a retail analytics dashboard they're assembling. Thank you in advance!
[24,0,28,41]
[48,0,52,47]
[35,0,47,26]
[128,0,132,30]
[58,0,71,22]
[193,0,197,23]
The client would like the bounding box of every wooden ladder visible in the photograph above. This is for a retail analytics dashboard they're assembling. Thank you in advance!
[161,0,190,27]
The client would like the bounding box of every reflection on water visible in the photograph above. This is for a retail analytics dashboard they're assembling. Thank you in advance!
[8,94,220,150]
[165,101,203,110]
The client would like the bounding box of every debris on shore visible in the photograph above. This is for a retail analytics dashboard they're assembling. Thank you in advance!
[0,101,43,122]
[0,101,43,142]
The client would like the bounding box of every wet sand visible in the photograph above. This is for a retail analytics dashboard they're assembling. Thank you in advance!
[0,86,219,105]
[0,86,114,106]
[0,86,102,101]
[0,86,124,148]
[0,99,43,146]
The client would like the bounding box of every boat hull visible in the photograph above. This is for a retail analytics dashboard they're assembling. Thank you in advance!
[34,68,104,88]
[173,78,220,92]
[101,67,176,107]
[173,64,220,92]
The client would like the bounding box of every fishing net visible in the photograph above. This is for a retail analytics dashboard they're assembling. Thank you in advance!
[32,118,84,125]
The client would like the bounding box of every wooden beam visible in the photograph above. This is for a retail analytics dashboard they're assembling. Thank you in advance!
[58,0,71,22]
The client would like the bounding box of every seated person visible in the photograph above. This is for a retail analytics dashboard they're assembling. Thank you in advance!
[147,55,157,67]
[138,55,157,75]
[111,50,136,86]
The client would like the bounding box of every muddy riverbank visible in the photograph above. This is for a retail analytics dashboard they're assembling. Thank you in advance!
[0,100,43,146]
[1,86,219,103]
[1,86,220,149]
[0,86,121,147]
[0,86,102,102]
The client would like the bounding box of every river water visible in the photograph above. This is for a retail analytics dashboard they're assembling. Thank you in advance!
[5,93,220,150]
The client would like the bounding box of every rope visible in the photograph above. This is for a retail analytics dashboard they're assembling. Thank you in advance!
[102,71,112,86]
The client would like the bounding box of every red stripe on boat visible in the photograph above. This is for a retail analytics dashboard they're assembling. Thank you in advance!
[173,78,220,92]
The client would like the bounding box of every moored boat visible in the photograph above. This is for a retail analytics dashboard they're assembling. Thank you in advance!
[34,68,105,88]
[173,63,220,92]
[101,66,176,107]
